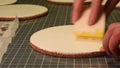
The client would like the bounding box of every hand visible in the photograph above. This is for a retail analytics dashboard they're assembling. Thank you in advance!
[103,23,120,57]
[72,0,119,25]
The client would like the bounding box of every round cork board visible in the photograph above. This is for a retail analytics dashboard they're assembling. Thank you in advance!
[30,25,106,58]
[0,0,17,6]
[0,4,48,21]
[48,0,91,5]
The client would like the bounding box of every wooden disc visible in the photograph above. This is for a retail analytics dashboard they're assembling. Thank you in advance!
[0,0,17,6]
[0,4,48,21]
[30,25,106,58]
[48,0,91,5]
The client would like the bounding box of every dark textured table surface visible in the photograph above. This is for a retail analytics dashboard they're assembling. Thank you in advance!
[0,0,120,68]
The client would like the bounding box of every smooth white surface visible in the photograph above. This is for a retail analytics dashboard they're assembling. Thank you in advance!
[0,4,48,18]
[0,0,17,5]
[30,25,103,54]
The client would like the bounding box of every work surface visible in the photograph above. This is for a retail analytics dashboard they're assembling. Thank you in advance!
[0,0,120,68]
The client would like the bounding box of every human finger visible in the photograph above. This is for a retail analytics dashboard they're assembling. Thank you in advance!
[103,23,117,55]
[109,26,120,57]
[72,0,84,24]
[88,0,102,25]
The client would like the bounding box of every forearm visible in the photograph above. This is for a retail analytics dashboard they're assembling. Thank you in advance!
[104,0,119,17]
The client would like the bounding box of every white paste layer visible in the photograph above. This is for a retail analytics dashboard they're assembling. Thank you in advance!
[0,0,17,6]
[30,25,103,54]
[0,4,48,18]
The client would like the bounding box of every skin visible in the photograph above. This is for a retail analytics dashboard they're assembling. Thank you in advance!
[72,0,120,57]
[103,23,120,57]
[72,0,119,25]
